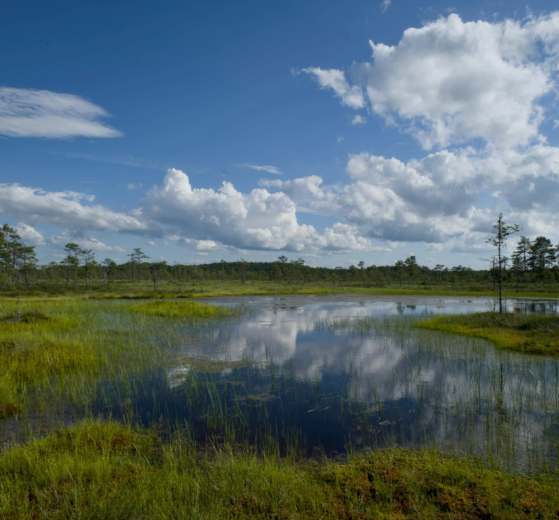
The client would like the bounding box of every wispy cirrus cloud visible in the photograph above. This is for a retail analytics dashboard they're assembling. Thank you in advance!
[0,87,122,139]
[233,163,282,175]
[381,0,391,13]
[54,151,165,170]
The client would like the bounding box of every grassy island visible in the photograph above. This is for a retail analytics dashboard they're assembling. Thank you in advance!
[418,312,559,355]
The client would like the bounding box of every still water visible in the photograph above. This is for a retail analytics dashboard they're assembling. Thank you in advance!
[144,296,559,469]
[3,295,559,471]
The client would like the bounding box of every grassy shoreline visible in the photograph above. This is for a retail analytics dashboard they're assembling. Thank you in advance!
[0,307,99,419]
[1,280,559,301]
[0,299,238,421]
[418,312,559,355]
[1,420,557,519]
[1,288,559,301]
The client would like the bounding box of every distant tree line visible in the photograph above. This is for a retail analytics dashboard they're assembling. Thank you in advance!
[1,223,559,293]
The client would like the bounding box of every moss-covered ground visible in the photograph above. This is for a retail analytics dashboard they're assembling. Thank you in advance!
[1,420,557,519]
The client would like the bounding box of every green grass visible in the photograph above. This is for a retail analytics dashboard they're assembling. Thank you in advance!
[127,300,240,319]
[0,307,99,418]
[0,420,557,519]
[418,312,559,355]
[4,279,559,300]
[96,285,559,300]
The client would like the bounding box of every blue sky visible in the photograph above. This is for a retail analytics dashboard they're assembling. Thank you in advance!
[1,0,558,268]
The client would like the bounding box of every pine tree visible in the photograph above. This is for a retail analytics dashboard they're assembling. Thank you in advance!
[81,249,95,289]
[1,225,22,291]
[63,243,81,290]
[133,248,149,281]
[528,237,556,272]
[513,236,531,273]
[486,213,520,314]
[20,245,38,291]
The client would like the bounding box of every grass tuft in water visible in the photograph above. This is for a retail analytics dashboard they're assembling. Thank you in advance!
[127,300,239,319]
[418,312,559,355]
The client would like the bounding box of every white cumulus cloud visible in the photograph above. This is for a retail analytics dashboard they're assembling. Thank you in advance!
[308,13,559,150]
[139,168,373,252]
[196,240,218,250]
[303,68,365,109]
[16,223,45,245]
[0,183,156,235]
[296,12,559,252]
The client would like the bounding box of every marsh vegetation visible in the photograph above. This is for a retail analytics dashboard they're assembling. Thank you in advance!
[0,295,558,518]
[419,312,559,355]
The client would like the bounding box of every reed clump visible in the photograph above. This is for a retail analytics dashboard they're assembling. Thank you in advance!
[0,420,557,519]
[418,312,559,355]
[127,300,239,319]
[0,306,99,419]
